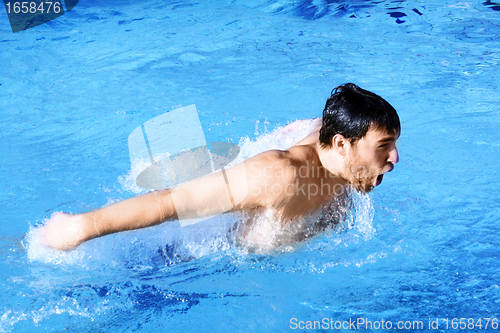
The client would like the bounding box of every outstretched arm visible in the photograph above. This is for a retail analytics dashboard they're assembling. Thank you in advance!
[39,158,258,250]
[39,189,178,250]
[39,150,288,251]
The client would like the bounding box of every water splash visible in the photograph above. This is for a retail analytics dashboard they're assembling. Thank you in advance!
[234,118,319,162]
[337,190,376,241]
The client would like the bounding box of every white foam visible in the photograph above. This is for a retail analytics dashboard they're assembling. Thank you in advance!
[233,118,318,163]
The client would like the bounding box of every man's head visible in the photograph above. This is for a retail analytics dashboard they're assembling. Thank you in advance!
[319,83,400,147]
[319,83,400,192]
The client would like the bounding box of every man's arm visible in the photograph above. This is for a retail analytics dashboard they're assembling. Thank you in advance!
[39,155,268,250]
[39,189,178,250]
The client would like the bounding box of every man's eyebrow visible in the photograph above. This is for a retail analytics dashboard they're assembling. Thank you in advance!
[377,136,397,143]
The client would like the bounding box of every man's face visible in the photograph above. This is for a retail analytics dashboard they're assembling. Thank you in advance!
[344,126,399,193]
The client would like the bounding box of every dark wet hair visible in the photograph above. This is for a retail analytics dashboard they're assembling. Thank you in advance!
[319,83,400,148]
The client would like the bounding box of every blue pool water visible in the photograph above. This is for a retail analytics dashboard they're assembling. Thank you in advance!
[1,0,500,331]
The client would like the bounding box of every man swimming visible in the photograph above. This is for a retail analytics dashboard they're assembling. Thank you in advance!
[39,83,400,251]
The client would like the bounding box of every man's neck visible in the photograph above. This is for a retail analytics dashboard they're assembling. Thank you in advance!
[315,142,346,181]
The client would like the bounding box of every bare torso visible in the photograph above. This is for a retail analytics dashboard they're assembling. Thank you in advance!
[231,119,350,251]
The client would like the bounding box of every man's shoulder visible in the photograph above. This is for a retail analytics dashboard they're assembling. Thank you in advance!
[252,145,318,163]
[245,146,318,177]
[287,144,319,162]
[246,149,294,168]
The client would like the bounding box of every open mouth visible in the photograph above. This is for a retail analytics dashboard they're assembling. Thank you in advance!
[375,174,384,186]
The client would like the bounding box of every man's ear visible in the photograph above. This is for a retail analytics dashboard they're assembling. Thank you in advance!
[331,134,349,157]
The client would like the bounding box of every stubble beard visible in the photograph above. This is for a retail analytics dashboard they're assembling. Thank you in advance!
[344,150,377,194]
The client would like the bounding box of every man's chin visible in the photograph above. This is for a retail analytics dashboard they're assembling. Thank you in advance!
[351,183,374,194]
[361,185,375,194]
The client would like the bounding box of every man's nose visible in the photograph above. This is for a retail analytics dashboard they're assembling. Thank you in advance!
[388,146,399,165]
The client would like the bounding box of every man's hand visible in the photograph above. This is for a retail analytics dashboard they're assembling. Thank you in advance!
[39,212,89,251]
